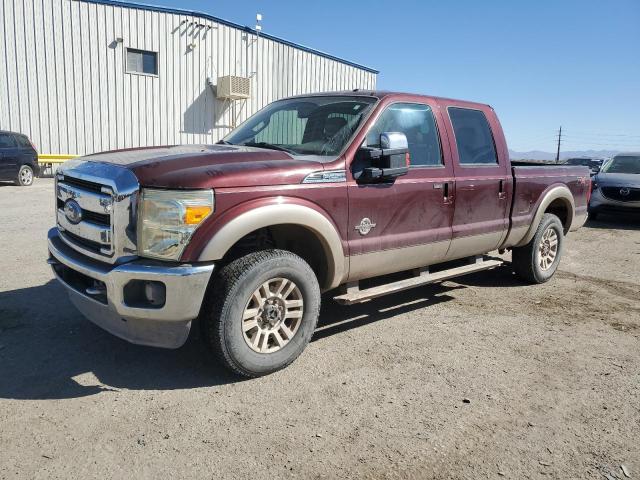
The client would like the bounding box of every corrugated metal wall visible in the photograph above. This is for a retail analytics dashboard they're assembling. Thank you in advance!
[0,0,377,155]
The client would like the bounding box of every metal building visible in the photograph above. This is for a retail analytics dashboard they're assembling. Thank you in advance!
[0,0,378,157]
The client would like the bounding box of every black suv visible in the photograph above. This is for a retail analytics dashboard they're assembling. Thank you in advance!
[0,130,39,186]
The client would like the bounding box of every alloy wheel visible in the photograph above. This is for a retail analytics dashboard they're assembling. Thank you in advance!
[241,277,304,353]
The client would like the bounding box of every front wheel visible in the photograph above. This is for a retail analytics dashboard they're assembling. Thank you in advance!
[512,213,564,283]
[200,249,321,377]
[16,165,34,186]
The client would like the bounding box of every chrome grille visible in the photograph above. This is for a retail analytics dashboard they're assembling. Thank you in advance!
[55,159,139,264]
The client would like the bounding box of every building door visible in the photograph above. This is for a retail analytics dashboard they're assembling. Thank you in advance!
[347,101,455,281]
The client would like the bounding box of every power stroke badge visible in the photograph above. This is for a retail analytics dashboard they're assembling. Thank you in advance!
[355,218,376,236]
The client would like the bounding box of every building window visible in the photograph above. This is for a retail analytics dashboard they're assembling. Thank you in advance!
[126,48,158,75]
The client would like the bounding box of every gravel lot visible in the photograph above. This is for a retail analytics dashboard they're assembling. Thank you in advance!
[1,178,639,479]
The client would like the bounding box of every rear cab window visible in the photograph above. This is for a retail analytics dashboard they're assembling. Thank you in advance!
[366,103,442,167]
[448,107,498,165]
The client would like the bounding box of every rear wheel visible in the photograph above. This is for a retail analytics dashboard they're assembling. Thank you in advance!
[16,165,34,186]
[512,213,564,283]
[200,249,321,377]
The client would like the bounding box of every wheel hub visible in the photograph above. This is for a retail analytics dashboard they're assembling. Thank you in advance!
[260,298,285,328]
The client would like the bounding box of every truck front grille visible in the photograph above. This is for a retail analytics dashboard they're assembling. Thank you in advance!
[55,161,139,264]
[601,186,640,202]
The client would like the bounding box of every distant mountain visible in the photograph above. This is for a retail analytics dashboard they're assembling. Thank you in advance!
[509,149,621,161]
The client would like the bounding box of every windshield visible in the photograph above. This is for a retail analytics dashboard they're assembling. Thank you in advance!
[602,155,640,174]
[223,96,377,157]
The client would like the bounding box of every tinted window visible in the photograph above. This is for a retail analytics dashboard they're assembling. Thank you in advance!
[126,48,158,75]
[366,103,442,166]
[0,133,17,148]
[16,135,32,148]
[449,107,498,165]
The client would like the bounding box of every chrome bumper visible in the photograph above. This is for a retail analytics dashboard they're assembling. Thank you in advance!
[47,228,214,348]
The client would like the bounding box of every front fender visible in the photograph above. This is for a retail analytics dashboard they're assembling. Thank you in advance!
[192,199,347,290]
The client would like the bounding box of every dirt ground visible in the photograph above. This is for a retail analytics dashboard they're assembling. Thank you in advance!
[0,178,638,480]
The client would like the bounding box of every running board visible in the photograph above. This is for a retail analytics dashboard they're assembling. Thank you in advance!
[333,258,504,305]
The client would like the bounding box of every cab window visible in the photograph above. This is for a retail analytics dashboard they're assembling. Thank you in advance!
[448,107,498,165]
[366,103,442,167]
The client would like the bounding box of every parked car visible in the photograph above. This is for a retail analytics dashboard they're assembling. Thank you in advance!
[564,157,603,176]
[589,152,640,220]
[0,130,39,186]
[47,91,590,377]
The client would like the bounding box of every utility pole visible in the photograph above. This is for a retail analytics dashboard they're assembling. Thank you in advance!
[555,126,562,164]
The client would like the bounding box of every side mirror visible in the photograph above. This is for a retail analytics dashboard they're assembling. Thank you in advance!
[356,132,410,182]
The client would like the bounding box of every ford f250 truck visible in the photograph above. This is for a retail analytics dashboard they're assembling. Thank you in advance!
[48,91,590,377]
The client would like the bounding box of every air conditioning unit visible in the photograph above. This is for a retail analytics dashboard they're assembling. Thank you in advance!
[216,75,251,100]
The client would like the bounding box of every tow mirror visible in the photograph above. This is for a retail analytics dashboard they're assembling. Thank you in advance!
[356,132,410,182]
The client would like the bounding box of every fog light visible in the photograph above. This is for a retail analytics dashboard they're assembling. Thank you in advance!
[144,281,166,306]
[123,280,166,308]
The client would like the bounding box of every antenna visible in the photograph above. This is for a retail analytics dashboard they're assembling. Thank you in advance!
[255,13,262,33]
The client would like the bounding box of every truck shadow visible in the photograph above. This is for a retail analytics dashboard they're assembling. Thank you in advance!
[0,268,514,401]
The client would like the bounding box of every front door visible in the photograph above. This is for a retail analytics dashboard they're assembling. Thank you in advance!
[347,100,455,281]
[441,105,511,260]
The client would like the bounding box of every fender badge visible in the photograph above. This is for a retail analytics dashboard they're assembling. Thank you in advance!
[355,218,376,236]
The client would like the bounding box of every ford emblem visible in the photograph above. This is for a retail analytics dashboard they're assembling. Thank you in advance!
[64,199,83,224]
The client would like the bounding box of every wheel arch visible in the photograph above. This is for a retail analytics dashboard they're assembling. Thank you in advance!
[196,203,346,291]
[515,185,575,247]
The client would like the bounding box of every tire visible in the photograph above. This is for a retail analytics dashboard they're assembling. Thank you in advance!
[589,211,598,221]
[15,165,34,186]
[200,249,321,378]
[512,213,564,284]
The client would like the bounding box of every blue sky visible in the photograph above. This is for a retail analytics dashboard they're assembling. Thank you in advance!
[148,0,640,153]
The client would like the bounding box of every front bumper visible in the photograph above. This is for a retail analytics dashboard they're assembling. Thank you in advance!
[589,188,640,215]
[48,228,214,348]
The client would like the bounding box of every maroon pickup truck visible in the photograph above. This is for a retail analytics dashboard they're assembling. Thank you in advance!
[48,91,590,377]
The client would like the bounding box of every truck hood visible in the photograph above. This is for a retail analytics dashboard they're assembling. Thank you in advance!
[84,144,325,188]
[595,172,640,187]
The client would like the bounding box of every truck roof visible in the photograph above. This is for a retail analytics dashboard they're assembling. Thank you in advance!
[286,90,493,110]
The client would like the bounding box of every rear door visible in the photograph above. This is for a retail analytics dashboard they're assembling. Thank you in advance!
[441,104,511,260]
[0,133,19,178]
[347,99,455,281]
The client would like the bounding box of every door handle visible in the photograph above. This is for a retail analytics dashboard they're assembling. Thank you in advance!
[498,179,507,200]
[443,182,454,204]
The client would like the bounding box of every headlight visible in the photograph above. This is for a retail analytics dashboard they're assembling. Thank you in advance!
[138,188,214,260]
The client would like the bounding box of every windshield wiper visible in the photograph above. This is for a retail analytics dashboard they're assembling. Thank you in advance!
[243,142,297,154]
[217,139,232,145]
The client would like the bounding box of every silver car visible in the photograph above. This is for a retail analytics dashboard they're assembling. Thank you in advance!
[589,153,640,219]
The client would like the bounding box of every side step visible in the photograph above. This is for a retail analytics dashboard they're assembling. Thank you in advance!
[333,257,504,305]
